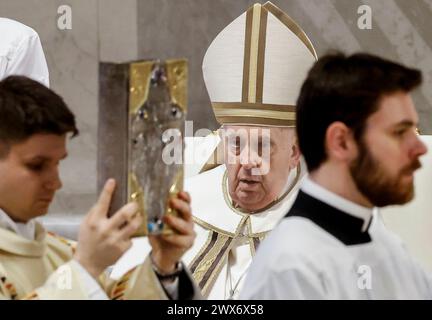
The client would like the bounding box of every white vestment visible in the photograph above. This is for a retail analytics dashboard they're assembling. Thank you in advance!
[112,164,302,299]
[0,18,49,86]
[241,178,432,299]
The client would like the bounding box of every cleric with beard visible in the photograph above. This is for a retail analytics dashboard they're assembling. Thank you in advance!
[241,52,432,299]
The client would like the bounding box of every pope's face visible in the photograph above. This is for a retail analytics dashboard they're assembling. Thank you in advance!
[223,126,299,212]
[350,91,427,207]
[0,134,67,222]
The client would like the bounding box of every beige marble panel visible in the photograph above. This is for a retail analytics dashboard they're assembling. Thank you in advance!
[98,0,138,62]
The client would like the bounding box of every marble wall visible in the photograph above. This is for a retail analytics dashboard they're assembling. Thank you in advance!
[0,0,431,239]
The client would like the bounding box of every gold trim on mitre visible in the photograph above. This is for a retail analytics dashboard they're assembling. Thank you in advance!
[213,102,296,126]
[262,2,317,60]
[242,3,268,105]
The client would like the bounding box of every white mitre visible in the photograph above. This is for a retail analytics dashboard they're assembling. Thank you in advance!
[203,1,317,127]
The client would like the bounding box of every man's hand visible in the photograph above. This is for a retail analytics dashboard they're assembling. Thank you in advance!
[149,191,196,274]
[74,179,143,279]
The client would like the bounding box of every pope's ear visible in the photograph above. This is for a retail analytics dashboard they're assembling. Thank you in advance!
[325,122,357,162]
[289,137,301,170]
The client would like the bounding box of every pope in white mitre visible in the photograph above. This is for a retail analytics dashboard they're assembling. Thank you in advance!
[112,1,317,299]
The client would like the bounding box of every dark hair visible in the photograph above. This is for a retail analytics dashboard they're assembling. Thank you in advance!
[296,52,422,172]
[0,76,78,157]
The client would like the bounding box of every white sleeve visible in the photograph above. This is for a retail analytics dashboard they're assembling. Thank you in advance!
[0,56,7,80]
[70,260,109,300]
[421,270,432,299]
[240,265,327,300]
[4,33,49,87]
[410,260,432,299]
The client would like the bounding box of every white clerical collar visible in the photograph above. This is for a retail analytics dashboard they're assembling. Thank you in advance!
[0,208,36,240]
[301,177,374,232]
